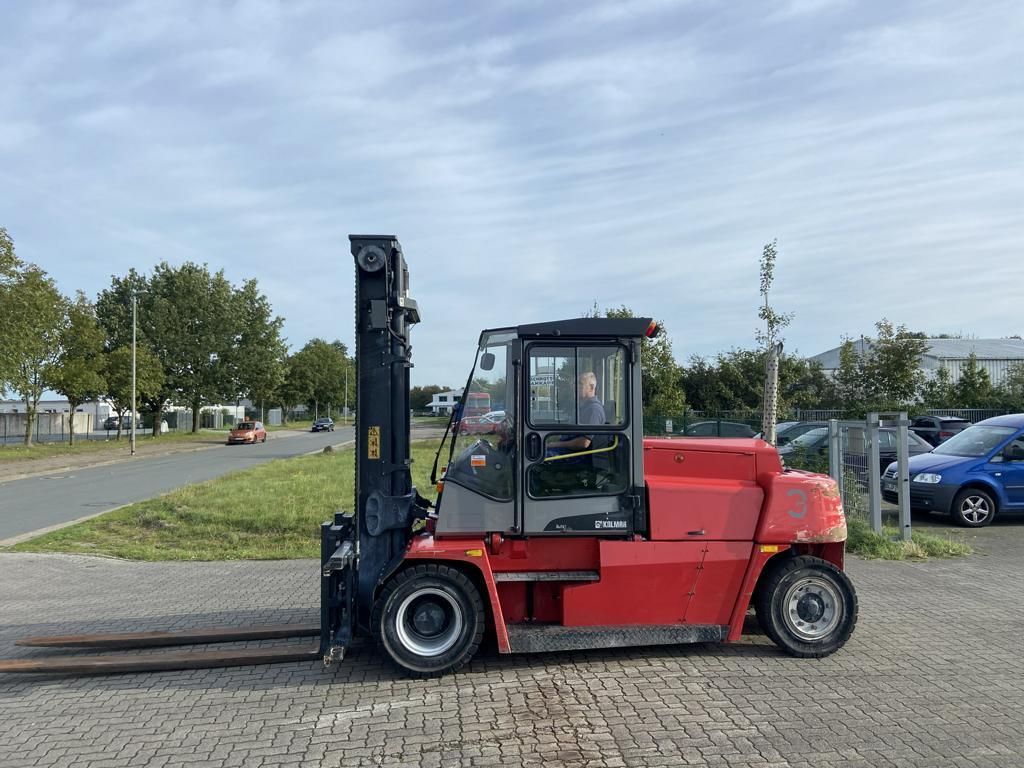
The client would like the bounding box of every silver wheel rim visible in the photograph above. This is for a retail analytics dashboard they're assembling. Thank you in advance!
[783,576,841,641]
[394,588,463,656]
[960,495,991,525]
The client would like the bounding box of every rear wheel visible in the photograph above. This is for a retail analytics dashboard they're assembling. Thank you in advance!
[951,488,996,527]
[755,555,857,658]
[373,564,484,677]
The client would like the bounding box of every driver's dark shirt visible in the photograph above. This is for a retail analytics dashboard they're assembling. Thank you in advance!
[547,396,605,463]
[578,396,605,426]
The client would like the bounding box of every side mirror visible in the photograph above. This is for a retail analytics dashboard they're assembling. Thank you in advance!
[479,352,495,371]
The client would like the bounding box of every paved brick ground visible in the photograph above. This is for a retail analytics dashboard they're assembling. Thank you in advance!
[1,521,1023,768]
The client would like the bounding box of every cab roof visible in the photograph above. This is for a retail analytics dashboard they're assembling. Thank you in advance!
[483,317,655,340]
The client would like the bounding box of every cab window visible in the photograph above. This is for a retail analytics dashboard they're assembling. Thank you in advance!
[528,346,626,427]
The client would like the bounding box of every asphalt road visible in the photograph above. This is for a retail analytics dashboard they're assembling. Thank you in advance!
[0,428,354,543]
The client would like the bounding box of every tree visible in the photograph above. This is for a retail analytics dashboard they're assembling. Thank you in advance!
[755,239,794,442]
[222,278,287,416]
[1000,362,1024,410]
[825,321,928,415]
[280,339,349,419]
[96,270,164,433]
[98,264,284,435]
[861,319,928,408]
[920,368,955,409]
[0,227,24,389]
[596,305,686,416]
[147,263,237,432]
[755,239,793,349]
[49,292,107,445]
[0,227,16,277]
[103,345,164,440]
[678,350,828,415]
[411,385,448,412]
[954,353,997,408]
[0,260,67,445]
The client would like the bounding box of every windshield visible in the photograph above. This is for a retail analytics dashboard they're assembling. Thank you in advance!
[442,330,517,500]
[236,422,255,430]
[932,425,1016,457]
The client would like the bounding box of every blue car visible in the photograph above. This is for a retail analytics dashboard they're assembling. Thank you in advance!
[882,414,1024,527]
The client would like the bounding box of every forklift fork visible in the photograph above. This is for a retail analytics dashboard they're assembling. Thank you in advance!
[0,512,360,676]
[0,624,321,675]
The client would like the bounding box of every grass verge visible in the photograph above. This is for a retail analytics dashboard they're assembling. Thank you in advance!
[9,440,442,561]
[0,431,222,463]
[846,514,972,560]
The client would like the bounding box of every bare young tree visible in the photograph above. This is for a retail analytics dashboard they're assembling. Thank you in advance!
[756,240,793,444]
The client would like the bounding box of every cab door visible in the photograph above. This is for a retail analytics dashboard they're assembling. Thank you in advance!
[519,341,639,535]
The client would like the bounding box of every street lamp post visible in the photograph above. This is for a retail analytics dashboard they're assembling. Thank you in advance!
[131,292,138,456]
[130,290,148,456]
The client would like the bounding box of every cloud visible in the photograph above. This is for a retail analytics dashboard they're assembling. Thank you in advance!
[0,0,1021,389]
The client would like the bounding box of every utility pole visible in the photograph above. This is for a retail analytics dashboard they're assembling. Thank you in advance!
[130,292,138,456]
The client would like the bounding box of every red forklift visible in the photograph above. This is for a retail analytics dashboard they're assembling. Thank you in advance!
[0,235,856,677]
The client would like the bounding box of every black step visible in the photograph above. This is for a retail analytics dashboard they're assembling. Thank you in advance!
[506,623,727,654]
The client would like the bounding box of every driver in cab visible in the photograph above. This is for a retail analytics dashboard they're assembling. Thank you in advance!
[547,371,604,459]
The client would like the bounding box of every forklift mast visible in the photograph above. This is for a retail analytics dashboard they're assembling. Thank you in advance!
[319,236,427,660]
[350,235,423,626]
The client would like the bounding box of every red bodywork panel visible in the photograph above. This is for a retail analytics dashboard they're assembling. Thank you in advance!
[411,437,847,653]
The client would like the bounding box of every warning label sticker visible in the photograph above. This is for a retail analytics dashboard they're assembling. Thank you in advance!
[367,426,381,460]
[470,454,486,467]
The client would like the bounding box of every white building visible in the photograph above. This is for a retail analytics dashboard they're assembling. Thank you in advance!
[427,388,463,415]
[0,398,115,419]
[808,338,1024,386]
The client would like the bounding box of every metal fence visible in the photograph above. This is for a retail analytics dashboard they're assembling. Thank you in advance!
[642,406,1017,438]
[825,413,912,541]
[0,413,95,446]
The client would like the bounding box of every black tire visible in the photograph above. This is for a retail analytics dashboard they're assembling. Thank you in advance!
[951,487,996,527]
[754,555,857,658]
[372,564,485,677]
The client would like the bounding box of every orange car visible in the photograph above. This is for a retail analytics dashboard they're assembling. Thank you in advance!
[227,420,267,445]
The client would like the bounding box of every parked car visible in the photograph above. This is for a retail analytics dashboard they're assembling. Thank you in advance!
[910,415,972,447]
[882,414,1024,527]
[228,421,267,444]
[775,421,828,446]
[103,415,136,430]
[459,410,506,436]
[682,420,757,438]
[779,426,932,478]
[311,417,335,432]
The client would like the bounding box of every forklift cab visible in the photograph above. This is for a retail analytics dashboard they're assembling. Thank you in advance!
[438,318,654,538]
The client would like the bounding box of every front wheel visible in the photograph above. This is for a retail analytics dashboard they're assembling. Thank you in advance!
[373,564,485,677]
[755,555,857,658]
[951,488,996,527]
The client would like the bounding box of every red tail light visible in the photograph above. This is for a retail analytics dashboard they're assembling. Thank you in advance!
[939,431,953,439]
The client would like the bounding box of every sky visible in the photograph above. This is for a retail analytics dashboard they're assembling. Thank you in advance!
[1,0,1022,389]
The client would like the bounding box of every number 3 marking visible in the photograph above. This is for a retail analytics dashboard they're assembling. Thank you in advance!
[786,488,808,519]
